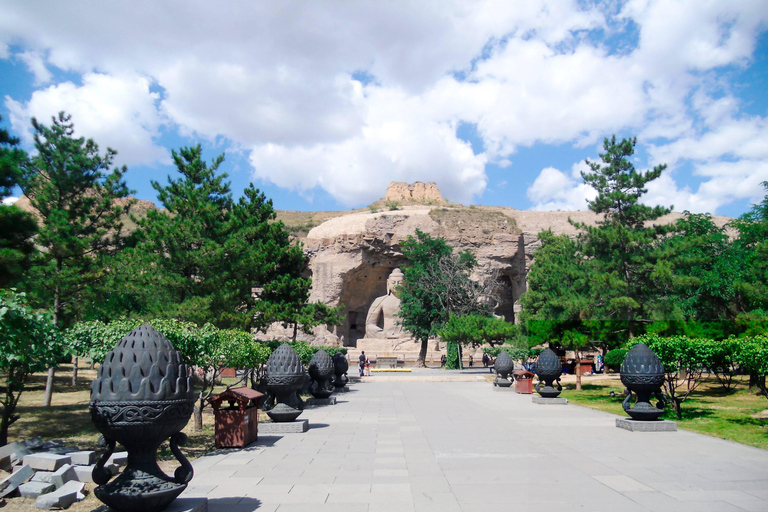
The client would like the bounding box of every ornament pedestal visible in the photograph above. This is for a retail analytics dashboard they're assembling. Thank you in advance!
[532,397,568,405]
[616,418,677,432]
[259,419,310,434]
[306,397,336,406]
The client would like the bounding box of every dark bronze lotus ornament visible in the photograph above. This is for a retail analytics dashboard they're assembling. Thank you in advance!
[265,343,305,422]
[620,343,666,420]
[308,350,335,398]
[89,325,195,512]
[332,352,349,388]
[493,351,514,387]
[534,348,563,398]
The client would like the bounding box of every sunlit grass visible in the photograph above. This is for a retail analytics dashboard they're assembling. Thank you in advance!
[564,375,768,450]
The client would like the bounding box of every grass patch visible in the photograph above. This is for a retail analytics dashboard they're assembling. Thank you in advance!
[564,375,768,450]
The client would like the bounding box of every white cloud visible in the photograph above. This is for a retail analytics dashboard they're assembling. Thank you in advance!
[527,163,596,211]
[2,197,18,205]
[0,1,767,210]
[17,51,51,86]
[5,73,168,167]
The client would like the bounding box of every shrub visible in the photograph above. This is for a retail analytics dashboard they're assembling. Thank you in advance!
[604,348,628,370]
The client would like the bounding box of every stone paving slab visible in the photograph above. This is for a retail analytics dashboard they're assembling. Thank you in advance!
[182,379,768,512]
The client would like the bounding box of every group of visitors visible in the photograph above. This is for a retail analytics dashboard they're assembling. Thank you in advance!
[358,351,370,376]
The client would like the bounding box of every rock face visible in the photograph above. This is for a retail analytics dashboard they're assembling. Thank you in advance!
[384,182,444,204]
[300,184,733,352]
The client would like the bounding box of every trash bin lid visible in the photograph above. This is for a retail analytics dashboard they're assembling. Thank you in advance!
[209,386,265,407]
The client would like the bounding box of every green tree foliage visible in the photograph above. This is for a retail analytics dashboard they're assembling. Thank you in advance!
[17,112,132,406]
[731,182,768,312]
[736,335,768,399]
[519,230,591,344]
[0,117,37,288]
[132,146,338,335]
[652,213,737,338]
[0,290,63,445]
[438,313,518,369]
[398,230,494,367]
[575,135,672,338]
[398,230,453,366]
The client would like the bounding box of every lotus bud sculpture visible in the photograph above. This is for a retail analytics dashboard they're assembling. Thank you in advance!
[493,351,514,387]
[332,352,349,389]
[620,343,666,421]
[308,350,335,398]
[89,325,195,512]
[534,348,563,398]
[265,343,306,422]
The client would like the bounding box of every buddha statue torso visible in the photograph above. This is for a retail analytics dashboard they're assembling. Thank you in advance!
[365,268,404,339]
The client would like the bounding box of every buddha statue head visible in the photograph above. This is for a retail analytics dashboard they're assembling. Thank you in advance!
[386,268,404,296]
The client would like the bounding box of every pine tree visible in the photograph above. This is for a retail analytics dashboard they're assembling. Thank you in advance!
[0,115,37,287]
[574,135,671,338]
[19,112,132,405]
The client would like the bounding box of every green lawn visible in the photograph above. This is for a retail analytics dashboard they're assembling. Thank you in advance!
[565,375,768,450]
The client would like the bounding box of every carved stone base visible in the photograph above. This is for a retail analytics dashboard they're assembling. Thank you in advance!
[532,397,568,405]
[259,419,310,434]
[333,386,350,393]
[616,418,677,432]
[493,378,512,388]
[306,397,337,406]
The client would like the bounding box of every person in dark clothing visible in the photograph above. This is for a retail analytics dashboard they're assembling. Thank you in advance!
[482,353,489,367]
[359,351,366,376]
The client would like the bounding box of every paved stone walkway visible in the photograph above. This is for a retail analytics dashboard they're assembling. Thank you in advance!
[184,380,768,512]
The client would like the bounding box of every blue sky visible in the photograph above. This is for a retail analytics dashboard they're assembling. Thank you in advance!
[2,1,767,218]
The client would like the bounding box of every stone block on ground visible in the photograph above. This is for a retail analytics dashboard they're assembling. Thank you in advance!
[32,464,77,488]
[0,441,30,471]
[532,396,568,405]
[616,418,677,432]
[23,453,71,471]
[259,419,310,433]
[19,481,55,499]
[107,451,127,467]
[0,464,34,498]
[34,480,84,510]
[72,465,95,483]
[106,463,120,476]
[67,451,97,466]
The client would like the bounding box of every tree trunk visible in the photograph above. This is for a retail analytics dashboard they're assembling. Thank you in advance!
[71,355,78,386]
[416,337,428,368]
[575,352,582,391]
[43,367,55,407]
[292,323,298,342]
[44,286,61,407]
[193,398,204,431]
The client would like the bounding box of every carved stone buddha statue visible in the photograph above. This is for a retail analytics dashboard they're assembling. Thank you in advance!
[365,268,404,338]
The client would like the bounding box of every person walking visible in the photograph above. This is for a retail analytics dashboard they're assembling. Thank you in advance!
[359,351,366,377]
[482,353,489,367]
[468,354,473,368]
[364,356,371,376]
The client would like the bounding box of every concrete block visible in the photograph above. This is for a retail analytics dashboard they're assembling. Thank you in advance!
[34,480,84,510]
[106,463,120,476]
[107,451,128,467]
[0,441,29,471]
[19,481,55,499]
[259,419,310,433]
[32,464,77,488]
[333,386,350,393]
[23,453,71,471]
[532,396,568,405]
[67,451,97,466]
[0,464,34,498]
[165,497,209,512]
[616,418,677,432]
[72,465,94,483]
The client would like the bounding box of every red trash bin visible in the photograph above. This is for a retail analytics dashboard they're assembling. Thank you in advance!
[209,387,265,448]
[512,370,534,394]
